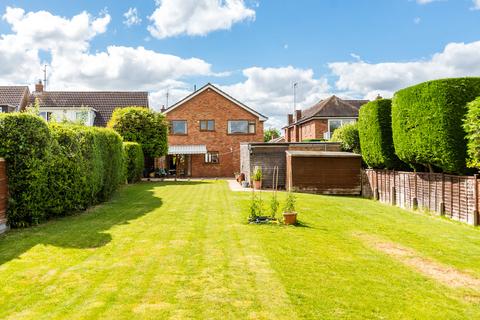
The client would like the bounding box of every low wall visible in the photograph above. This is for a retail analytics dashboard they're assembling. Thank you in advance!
[0,158,7,233]
[362,169,479,226]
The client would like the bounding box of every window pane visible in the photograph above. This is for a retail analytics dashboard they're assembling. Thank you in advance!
[248,122,255,134]
[172,121,187,134]
[228,120,248,134]
[329,120,342,133]
[208,120,214,131]
[200,120,207,130]
[205,152,219,163]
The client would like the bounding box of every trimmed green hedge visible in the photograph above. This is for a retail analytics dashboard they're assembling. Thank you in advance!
[0,114,125,227]
[392,77,480,174]
[123,142,144,183]
[0,114,51,226]
[331,122,361,154]
[358,99,402,169]
[464,97,480,169]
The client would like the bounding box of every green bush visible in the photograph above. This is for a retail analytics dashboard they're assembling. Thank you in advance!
[123,142,144,183]
[108,107,168,159]
[358,99,403,169]
[331,122,361,154]
[392,77,480,174]
[0,114,51,227]
[464,97,480,169]
[0,114,125,227]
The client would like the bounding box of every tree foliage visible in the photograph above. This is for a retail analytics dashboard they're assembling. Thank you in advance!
[264,127,281,142]
[108,107,168,158]
[331,122,361,154]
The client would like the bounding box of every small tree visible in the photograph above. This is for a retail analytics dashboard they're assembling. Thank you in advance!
[264,127,281,142]
[108,107,168,158]
[331,122,361,154]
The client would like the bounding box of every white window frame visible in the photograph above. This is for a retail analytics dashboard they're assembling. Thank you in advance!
[328,118,356,135]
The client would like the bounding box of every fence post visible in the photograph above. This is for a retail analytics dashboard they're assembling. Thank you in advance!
[440,173,445,216]
[473,174,479,226]
[391,170,396,206]
[412,172,418,210]
[374,170,379,200]
[0,158,7,234]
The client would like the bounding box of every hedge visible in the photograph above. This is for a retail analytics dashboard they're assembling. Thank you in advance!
[464,97,480,169]
[330,122,361,154]
[108,107,168,159]
[0,114,125,227]
[123,142,144,183]
[0,114,51,226]
[358,99,403,169]
[392,77,480,174]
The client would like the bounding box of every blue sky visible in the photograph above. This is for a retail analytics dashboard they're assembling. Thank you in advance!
[0,0,480,127]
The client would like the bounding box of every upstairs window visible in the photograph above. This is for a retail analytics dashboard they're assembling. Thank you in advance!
[170,120,187,135]
[228,120,256,134]
[205,151,219,164]
[200,120,215,131]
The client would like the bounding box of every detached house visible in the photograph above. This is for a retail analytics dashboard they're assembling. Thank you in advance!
[31,81,148,126]
[0,86,30,113]
[162,83,267,177]
[284,95,368,142]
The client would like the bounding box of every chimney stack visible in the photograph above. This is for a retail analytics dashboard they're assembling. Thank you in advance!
[160,105,166,112]
[288,114,293,125]
[295,109,302,122]
[35,80,44,93]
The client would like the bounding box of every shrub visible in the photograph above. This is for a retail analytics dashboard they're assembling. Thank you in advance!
[392,77,480,174]
[331,122,361,154]
[283,192,296,213]
[123,142,144,183]
[108,107,168,159]
[464,97,480,168]
[0,114,51,227]
[358,99,403,169]
[0,114,125,227]
[252,166,262,181]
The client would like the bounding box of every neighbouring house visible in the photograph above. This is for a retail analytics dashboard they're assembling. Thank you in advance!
[31,81,149,126]
[161,83,267,178]
[268,136,285,143]
[283,95,368,142]
[0,86,30,113]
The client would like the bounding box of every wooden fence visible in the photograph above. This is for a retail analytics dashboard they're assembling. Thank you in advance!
[0,158,7,233]
[362,169,479,226]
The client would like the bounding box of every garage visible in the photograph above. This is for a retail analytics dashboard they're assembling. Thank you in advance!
[286,150,362,195]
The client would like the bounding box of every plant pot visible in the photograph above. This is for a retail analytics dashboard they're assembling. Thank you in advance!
[283,212,297,225]
[253,180,262,190]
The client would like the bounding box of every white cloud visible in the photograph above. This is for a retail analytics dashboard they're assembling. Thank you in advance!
[416,0,438,4]
[0,6,214,92]
[472,0,480,10]
[148,0,255,39]
[329,40,480,99]
[220,66,331,129]
[123,7,141,27]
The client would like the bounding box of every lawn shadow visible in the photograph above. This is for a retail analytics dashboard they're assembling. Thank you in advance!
[0,182,169,265]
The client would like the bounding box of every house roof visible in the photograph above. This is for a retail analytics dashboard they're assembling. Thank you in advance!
[31,91,149,126]
[163,83,268,121]
[0,86,29,108]
[285,95,368,128]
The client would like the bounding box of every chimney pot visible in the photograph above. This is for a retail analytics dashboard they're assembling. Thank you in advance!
[35,80,44,93]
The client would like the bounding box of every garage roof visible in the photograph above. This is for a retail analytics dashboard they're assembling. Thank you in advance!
[286,150,361,158]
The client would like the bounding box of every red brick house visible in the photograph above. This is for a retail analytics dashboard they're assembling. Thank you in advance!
[161,83,267,177]
[284,95,368,142]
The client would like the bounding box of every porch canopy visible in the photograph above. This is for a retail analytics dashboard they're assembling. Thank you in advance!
[168,145,207,155]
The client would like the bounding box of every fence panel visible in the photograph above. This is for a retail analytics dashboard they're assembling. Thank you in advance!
[362,169,479,226]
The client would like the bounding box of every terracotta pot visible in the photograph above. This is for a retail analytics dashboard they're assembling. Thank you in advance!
[253,180,262,190]
[283,212,297,225]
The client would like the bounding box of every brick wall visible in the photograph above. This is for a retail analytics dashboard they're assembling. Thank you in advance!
[0,158,7,233]
[166,88,264,177]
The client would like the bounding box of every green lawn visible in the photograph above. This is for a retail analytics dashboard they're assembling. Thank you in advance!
[0,181,480,319]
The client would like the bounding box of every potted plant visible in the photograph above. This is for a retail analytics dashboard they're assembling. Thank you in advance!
[282,191,297,225]
[252,166,262,190]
